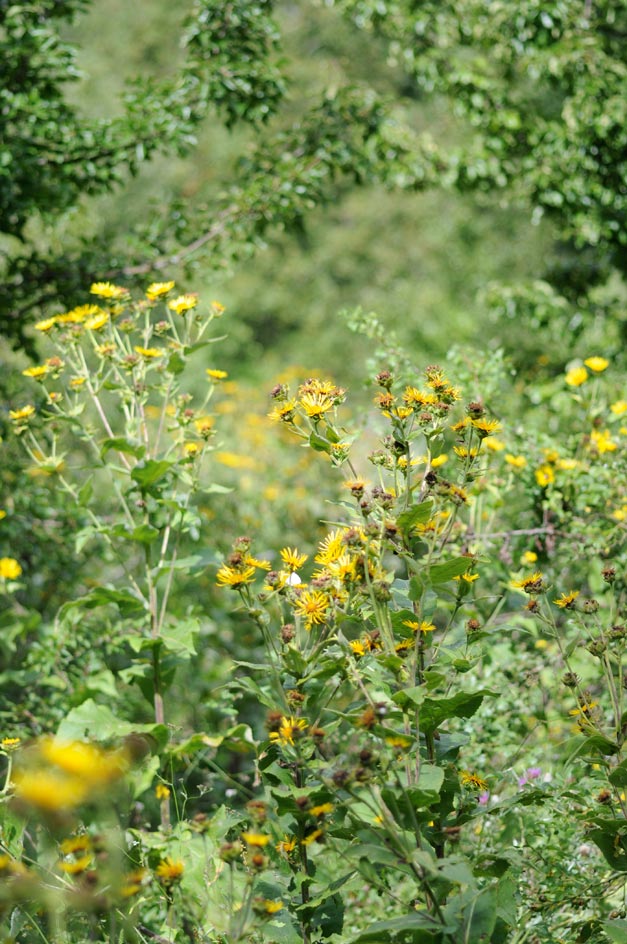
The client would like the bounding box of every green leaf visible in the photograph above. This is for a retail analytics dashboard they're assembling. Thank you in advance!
[111,523,160,545]
[100,436,145,459]
[160,618,198,657]
[397,500,434,534]
[428,557,472,584]
[411,764,444,807]
[604,920,627,943]
[59,587,146,620]
[166,352,186,375]
[563,734,619,766]
[131,459,174,492]
[57,699,168,750]
[419,690,496,734]
[609,761,627,787]
[77,476,94,507]
[309,432,331,453]
[349,912,441,942]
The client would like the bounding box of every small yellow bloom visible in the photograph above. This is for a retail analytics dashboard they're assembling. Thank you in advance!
[216,564,256,588]
[565,365,588,387]
[134,346,163,358]
[512,571,545,593]
[535,465,555,487]
[206,368,228,380]
[276,836,297,854]
[584,356,609,372]
[505,454,527,469]
[431,453,448,467]
[10,405,35,423]
[211,300,225,315]
[554,590,579,609]
[241,832,270,847]
[35,316,57,332]
[590,429,617,454]
[556,457,578,471]
[301,829,323,846]
[522,551,538,565]
[300,392,335,419]
[13,770,88,810]
[0,511,5,520]
[40,738,129,785]
[90,282,128,299]
[611,400,627,416]
[269,716,308,747]
[60,835,91,855]
[85,312,109,331]
[146,281,175,299]
[255,899,283,914]
[155,857,184,885]
[310,802,334,817]
[280,547,308,571]
[183,442,202,457]
[1,737,20,751]
[460,770,488,791]
[0,558,22,580]
[483,437,505,452]
[70,377,87,389]
[168,294,198,315]
[294,590,329,628]
[59,854,93,875]
[22,364,49,380]
[155,784,171,800]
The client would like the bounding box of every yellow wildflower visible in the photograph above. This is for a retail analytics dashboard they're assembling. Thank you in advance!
[505,454,527,469]
[565,366,588,387]
[276,836,297,855]
[206,368,228,380]
[85,312,109,331]
[512,571,545,594]
[269,716,308,747]
[183,442,201,457]
[90,282,128,299]
[134,346,163,358]
[155,784,171,800]
[35,316,57,332]
[59,854,93,875]
[431,453,448,467]
[299,393,334,419]
[584,356,609,372]
[168,294,198,315]
[454,445,479,459]
[146,281,175,299]
[590,429,617,454]
[40,739,129,785]
[22,364,49,380]
[611,400,627,416]
[13,770,88,810]
[254,899,284,914]
[70,377,87,389]
[211,300,225,315]
[554,590,579,609]
[216,564,256,588]
[155,857,184,886]
[0,558,22,580]
[521,551,538,565]
[302,829,324,846]
[1,737,20,751]
[483,437,505,451]
[460,770,488,790]
[241,832,270,847]
[471,418,501,436]
[535,464,555,487]
[60,835,91,855]
[315,529,346,565]
[294,590,329,628]
[280,547,308,571]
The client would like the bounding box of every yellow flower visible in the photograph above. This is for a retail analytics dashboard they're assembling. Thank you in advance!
[299,393,334,419]
[512,571,545,593]
[385,734,413,750]
[59,854,93,875]
[40,739,129,785]
[294,590,329,628]
[241,832,271,847]
[215,451,256,469]
[216,564,256,588]
[85,312,109,331]
[554,590,579,609]
[168,294,198,315]
[505,454,526,469]
[349,640,366,657]
[590,429,617,454]
[454,445,479,459]
[565,365,588,387]
[460,770,488,790]
[0,511,5,521]
[155,857,184,886]
[611,400,627,416]
[1,737,20,751]
[211,300,225,315]
[315,529,346,565]
[254,899,283,914]
[60,835,91,855]
[90,282,128,299]
[471,418,501,436]
[483,437,505,452]
[431,453,448,467]
[0,558,22,579]
[276,836,297,855]
[301,829,324,846]
[556,458,578,471]
[310,802,334,817]
[206,368,228,380]
[194,415,214,437]
[584,356,609,372]
[146,281,175,299]
[155,784,171,800]
[134,346,163,358]
[535,464,555,487]
[13,770,88,810]
[35,316,57,332]
[183,442,201,457]
[268,400,297,423]
[269,716,308,747]
[22,364,49,380]
[521,551,538,565]
[280,547,308,571]
[70,377,87,389]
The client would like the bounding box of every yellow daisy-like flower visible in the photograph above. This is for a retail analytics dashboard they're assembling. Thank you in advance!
[146,281,175,299]
[70,377,87,389]
[584,356,609,372]
[211,300,225,315]
[301,829,324,846]
[206,368,228,381]
[1,737,21,751]
[554,590,579,609]
[155,784,171,800]
[299,393,335,420]
[315,529,346,565]
[269,716,308,747]
[471,418,501,436]
[521,551,538,565]
[611,400,627,416]
[535,464,555,487]
[241,832,271,847]
[85,312,109,331]
[13,770,88,811]
[280,547,308,571]
[402,619,436,633]
[565,365,588,387]
[194,415,214,437]
[216,564,256,588]
[0,558,22,580]
[60,835,91,855]
[134,346,163,358]
[22,364,49,380]
[483,437,505,452]
[254,899,284,915]
[9,405,35,423]
[512,571,544,594]
[276,835,297,855]
[294,590,329,628]
[40,739,129,785]
[168,294,198,315]
[59,854,93,875]
[35,316,57,332]
[505,454,527,469]
[460,770,488,791]
[590,429,617,454]
[184,442,201,457]
[90,282,128,299]
[454,445,479,459]
[349,640,366,658]
[155,857,184,886]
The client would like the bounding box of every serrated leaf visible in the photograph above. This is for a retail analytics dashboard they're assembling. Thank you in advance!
[131,459,174,492]
[57,699,168,750]
[428,557,471,584]
[419,690,496,734]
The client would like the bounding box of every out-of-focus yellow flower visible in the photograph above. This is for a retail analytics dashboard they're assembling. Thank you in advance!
[584,356,609,372]
[155,784,171,800]
[155,857,184,886]
[40,738,129,785]
[590,429,617,454]
[206,368,228,381]
[0,558,22,579]
[168,294,198,315]
[13,770,88,810]
[505,454,526,469]
[85,312,109,331]
[35,317,57,332]
[134,346,163,358]
[146,281,175,299]
[565,365,588,387]
[22,364,49,380]
[535,465,555,487]
[611,400,627,416]
[90,282,128,299]
[522,551,538,565]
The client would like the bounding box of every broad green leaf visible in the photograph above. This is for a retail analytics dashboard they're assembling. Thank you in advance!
[59,587,146,620]
[419,690,496,734]
[160,618,199,657]
[397,500,434,534]
[309,432,331,453]
[604,920,627,943]
[57,698,168,750]
[131,459,174,491]
[428,557,472,584]
[100,436,145,459]
[609,760,627,787]
[110,523,160,544]
[349,912,441,942]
